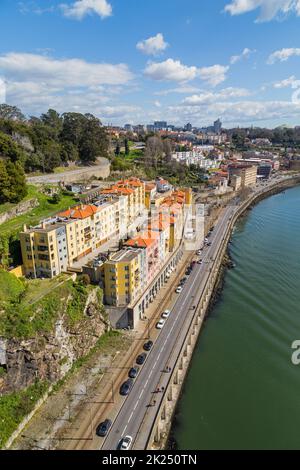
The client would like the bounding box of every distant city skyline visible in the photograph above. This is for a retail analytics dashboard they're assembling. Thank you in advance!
[1,0,300,128]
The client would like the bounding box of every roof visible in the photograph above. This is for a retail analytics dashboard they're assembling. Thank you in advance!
[58,205,98,220]
[124,230,159,249]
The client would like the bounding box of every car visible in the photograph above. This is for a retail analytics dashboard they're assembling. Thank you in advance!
[205,237,209,243]
[162,309,171,319]
[96,419,112,437]
[156,319,165,329]
[197,259,203,265]
[176,286,183,294]
[120,435,133,450]
[185,268,192,275]
[120,379,134,396]
[136,353,147,365]
[143,340,153,351]
[128,366,139,379]
[197,250,202,255]
[207,242,212,247]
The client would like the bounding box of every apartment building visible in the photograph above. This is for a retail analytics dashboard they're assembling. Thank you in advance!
[20,221,69,278]
[104,249,146,307]
[228,164,257,187]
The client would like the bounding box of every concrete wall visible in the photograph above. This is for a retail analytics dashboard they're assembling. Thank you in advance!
[27,158,111,185]
[0,198,39,225]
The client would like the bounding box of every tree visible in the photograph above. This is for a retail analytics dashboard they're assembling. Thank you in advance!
[162,138,172,162]
[115,141,121,156]
[0,160,10,203]
[124,138,130,156]
[145,136,164,169]
[5,161,27,202]
[0,104,26,122]
[40,109,63,140]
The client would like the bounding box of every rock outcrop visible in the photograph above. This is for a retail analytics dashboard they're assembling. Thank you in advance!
[0,288,109,393]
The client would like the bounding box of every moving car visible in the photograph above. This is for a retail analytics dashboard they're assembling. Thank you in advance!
[120,435,133,450]
[96,419,112,437]
[156,319,165,329]
[136,353,147,365]
[143,340,153,351]
[120,379,134,396]
[128,366,139,379]
[162,309,171,319]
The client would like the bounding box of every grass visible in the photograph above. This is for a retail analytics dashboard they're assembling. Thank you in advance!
[0,185,78,237]
[0,381,48,449]
[0,270,25,303]
[0,274,98,339]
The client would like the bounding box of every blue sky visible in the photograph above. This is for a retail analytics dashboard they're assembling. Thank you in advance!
[0,0,300,127]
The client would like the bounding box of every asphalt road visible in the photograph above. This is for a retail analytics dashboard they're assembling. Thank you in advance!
[101,204,235,450]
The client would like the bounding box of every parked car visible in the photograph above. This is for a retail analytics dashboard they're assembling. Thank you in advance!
[120,379,134,396]
[176,286,183,294]
[120,435,133,450]
[156,319,165,329]
[143,340,153,351]
[162,309,171,319]
[136,353,147,365]
[128,367,139,379]
[96,419,112,437]
[197,259,203,265]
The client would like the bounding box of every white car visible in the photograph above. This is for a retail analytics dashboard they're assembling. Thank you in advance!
[156,319,165,329]
[176,286,183,294]
[120,435,132,450]
[162,310,171,319]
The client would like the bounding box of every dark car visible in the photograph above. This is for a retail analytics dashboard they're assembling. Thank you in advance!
[96,419,112,437]
[207,242,212,247]
[143,340,153,351]
[129,366,140,379]
[179,277,187,286]
[136,353,147,365]
[185,268,191,275]
[120,379,134,396]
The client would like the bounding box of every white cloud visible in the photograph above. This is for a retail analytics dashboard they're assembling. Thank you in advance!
[224,0,300,22]
[61,0,112,20]
[0,52,136,120]
[136,33,168,56]
[0,52,133,87]
[230,48,256,64]
[268,48,300,64]
[274,75,300,88]
[168,99,300,126]
[144,59,198,82]
[182,87,251,105]
[154,100,162,107]
[198,65,229,87]
[154,85,203,96]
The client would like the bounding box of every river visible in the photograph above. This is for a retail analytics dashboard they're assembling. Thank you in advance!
[173,185,300,450]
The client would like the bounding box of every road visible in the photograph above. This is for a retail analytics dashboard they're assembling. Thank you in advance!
[27,158,110,184]
[101,204,236,450]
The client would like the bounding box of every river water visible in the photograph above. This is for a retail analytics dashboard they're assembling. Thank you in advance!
[173,185,300,450]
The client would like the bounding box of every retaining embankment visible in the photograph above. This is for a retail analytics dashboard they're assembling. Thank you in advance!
[146,175,300,450]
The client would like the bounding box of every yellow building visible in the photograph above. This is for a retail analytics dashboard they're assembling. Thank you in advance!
[104,249,144,306]
[20,221,69,278]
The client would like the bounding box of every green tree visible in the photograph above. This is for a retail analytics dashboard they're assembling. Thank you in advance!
[115,141,121,156]
[5,161,27,203]
[0,104,25,122]
[0,160,10,203]
[124,138,130,156]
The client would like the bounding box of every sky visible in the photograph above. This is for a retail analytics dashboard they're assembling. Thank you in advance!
[0,0,300,128]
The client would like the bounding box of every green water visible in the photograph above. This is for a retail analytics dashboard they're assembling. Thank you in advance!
[174,185,300,450]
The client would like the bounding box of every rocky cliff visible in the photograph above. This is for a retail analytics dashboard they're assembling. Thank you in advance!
[0,281,109,394]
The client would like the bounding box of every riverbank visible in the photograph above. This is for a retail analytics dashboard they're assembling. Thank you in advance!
[165,175,300,450]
